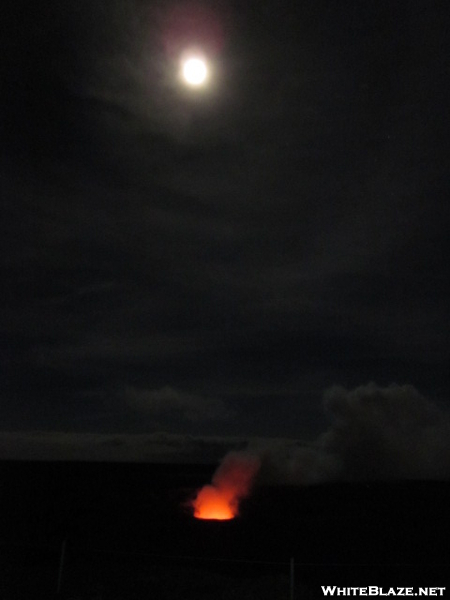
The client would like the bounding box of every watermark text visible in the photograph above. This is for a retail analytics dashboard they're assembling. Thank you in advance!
[321,587,446,597]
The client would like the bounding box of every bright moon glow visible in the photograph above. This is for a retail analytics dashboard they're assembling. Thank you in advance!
[182,57,208,86]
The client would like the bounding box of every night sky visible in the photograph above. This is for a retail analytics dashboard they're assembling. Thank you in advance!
[1,1,449,466]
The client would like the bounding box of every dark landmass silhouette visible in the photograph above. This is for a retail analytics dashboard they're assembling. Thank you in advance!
[0,460,448,596]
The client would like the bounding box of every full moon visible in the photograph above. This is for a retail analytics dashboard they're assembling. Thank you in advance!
[182,57,208,86]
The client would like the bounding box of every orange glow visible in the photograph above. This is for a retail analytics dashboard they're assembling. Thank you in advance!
[193,485,235,520]
[191,452,261,521]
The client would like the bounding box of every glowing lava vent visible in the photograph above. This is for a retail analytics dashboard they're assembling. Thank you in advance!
[192,453,260,521]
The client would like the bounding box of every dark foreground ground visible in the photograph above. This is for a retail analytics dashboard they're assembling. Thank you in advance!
[0,461,449,598]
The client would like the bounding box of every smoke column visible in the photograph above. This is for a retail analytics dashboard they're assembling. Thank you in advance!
[237,383,450,485]
[190,383,450,520]
[192,452,261,520]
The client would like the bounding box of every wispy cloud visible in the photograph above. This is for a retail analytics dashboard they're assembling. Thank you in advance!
[125,385,233,422]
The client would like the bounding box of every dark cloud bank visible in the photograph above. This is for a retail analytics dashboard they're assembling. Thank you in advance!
[1,1,449,474]
[2,383,449,483]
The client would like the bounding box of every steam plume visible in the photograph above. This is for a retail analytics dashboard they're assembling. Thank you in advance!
[192,452,260,519]
[215,384,450,489]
